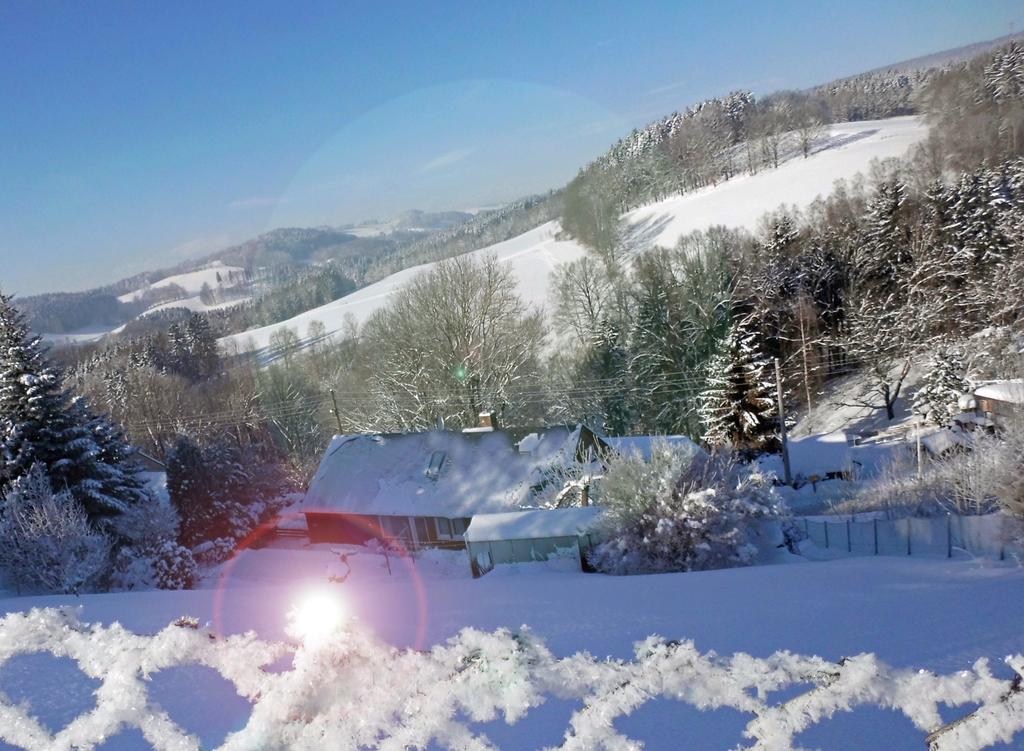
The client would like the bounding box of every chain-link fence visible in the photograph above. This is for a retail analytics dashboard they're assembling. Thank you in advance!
[798,513,1020,560]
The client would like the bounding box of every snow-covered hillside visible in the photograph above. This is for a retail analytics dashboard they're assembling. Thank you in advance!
[117,261,244,303]
[224,117,927,354]
[142,294,250,316]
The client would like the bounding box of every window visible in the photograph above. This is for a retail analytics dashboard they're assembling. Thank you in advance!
[425,450,446,480]
[436,517,452,538]
[415,517,432,542]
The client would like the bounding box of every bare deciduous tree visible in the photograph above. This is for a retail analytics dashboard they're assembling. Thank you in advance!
[351,255,546,431]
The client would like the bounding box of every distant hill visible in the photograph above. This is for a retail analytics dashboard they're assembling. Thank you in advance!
[857,30,1024,76]
[22,31,1020,343]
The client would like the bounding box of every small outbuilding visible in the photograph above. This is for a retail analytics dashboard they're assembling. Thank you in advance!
[464,506,604,576]
[972,380,1024,430]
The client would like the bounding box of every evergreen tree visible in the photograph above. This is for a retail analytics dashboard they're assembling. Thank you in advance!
[947,168,1012,323]
[913,347,969,426]
[854,179,913,302]
[629,255,689,434]
[0,291,145,522]
[184,313,219,380]
[997,160,1024,323]
[698,321,778,454]
[584,320,633,436]
[167,434,262,552]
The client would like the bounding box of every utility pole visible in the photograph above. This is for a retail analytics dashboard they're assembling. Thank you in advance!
[916,417,923,480]
[798,310,813,415]
[774,357,793,485]
[329,389,343,433]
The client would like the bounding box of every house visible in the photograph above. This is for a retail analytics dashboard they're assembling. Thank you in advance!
[300,417,609,548]
[971,380,1024,430]
[464,506,604,576]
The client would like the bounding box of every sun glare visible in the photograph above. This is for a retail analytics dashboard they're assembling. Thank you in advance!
[288,588,347,643]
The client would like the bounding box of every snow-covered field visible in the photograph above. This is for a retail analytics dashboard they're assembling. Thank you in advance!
[141,294,251,316]
[1,550,1021,749]
[223,117,927,354]
[39,323,128,346]
[117,262,244,304]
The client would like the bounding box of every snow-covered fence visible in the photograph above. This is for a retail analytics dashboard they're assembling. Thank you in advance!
[799,513,1019,560]
[1,608,1022,750]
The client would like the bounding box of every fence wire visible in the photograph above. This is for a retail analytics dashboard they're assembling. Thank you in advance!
[799,513,1017,559]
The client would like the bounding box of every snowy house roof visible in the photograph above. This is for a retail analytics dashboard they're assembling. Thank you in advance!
[464,507,604,543]
[604,435,700,461]
[974,380,1024,404]
[302,426,597,518]
[134,451,167,472]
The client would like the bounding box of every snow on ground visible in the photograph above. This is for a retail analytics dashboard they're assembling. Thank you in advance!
[141,294,251,316]
[117,262,244,303]
[624,117,925,250]
[39,323,127,345]
[224,117,927,356]
[0,551,1020,749]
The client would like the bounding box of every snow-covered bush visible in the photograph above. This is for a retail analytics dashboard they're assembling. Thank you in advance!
[108,494,197,590]
[192,537,237,567]
[150,540,199,589]
[589,442,785,574]
[0,465,111,594]
[842,423,1024,519]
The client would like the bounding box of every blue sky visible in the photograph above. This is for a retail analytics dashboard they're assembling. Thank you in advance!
[1,1,1021,295]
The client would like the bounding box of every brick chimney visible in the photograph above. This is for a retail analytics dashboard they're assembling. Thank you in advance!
[478,410,499,431]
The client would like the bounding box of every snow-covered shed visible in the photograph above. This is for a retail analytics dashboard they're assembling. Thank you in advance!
[972,380,1024,429]
[464,507,604,576]
[921,427,972,457]
[301,424,608,547]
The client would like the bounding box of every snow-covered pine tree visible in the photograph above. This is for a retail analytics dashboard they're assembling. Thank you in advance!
[907,180,971,339]
[854,179,913,303]
[698,320,778,455]
[913,347,969,426]
[740,215,798,363]
[628,253,694,435]
[184,313,219,380]
[996,159,1024,324]
[947,167,1013,325]
[0,291,145,523]
[167,434,263,554]
[585,319,633,436]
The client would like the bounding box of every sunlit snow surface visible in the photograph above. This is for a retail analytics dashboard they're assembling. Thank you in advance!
[223,117,927,356]
[0,552,1021,750]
